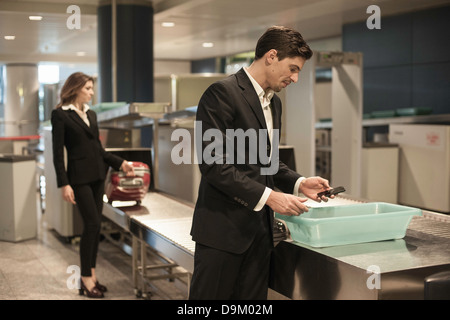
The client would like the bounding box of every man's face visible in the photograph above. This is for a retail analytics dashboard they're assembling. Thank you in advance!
[266,51,306,92]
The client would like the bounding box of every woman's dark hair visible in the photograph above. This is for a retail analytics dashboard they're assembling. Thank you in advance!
[56,72,94,108]
[254,26,313,61]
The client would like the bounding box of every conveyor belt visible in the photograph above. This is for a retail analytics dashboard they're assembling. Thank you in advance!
[130,216,195,273]
[270,202,450,299]
[108,193,361,274]
[104,192,450,299]
[408,215,450,241]
[104,192,196,298]
[106,193,367,266]
[132,217,195,252]
[123,192,195,273]
[106,192,449,268]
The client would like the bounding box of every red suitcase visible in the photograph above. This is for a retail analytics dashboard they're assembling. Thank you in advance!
[105,161,150,204]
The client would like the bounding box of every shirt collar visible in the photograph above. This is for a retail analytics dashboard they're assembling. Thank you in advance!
[243,67,274,106]
[61,104,90,113]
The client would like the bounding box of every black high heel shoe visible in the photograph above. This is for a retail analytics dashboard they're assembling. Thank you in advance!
[79,279,104,298]
[95,281,107,293]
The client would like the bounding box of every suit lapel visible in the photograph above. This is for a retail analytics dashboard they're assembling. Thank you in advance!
[86,110,98,137]
[270,97,280,131]
[236,69,267,130]
[66,110,94,137]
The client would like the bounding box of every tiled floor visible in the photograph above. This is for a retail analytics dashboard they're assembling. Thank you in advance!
[0,210,188,300]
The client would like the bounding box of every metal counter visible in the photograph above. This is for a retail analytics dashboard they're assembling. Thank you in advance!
[103,193,450,299]
[103,192,194,298]
[270,205,450,299]
[128,193,195,273]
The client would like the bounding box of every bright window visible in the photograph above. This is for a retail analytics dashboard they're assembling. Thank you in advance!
[38,65,60,84]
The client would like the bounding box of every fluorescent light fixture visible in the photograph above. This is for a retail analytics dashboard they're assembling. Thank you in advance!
[29,16,43,21]
[76,51,87,56]
[161,22,175,27]
[4,36,15,40]
[202,42,214,48]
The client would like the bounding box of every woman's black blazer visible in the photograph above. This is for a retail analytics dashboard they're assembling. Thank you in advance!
[51,107,123,188]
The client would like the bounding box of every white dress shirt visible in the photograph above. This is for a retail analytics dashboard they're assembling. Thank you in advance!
[61,103,91,127]
[243,68,304,212]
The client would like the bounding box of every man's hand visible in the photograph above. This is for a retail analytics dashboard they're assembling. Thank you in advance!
[299,176,333,202]
[266,190,309,216]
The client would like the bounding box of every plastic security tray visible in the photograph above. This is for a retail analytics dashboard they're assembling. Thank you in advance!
[396,107,432,116]
[276,202,421,248]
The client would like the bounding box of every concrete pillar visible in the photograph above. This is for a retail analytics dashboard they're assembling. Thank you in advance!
[97,0,154,103]
[2,64,39,137]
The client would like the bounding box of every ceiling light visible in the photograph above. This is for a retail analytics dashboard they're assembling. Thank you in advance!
[202,42,214,48]
[161,22,175,27]
[76,51,86,56]
[29,16,43,21]
[4,36,15,40]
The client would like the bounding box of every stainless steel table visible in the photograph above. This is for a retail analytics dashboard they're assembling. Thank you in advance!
[270,207,450,299]
[103,193,450,299]
[105,192,195,298]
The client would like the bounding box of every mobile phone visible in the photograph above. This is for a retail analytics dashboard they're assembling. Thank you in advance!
[317,186,346,198]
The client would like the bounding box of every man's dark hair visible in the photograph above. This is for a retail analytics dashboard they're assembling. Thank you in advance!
[254,26,313,61]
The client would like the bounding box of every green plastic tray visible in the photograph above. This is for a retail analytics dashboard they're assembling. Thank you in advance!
[371,110,396,118]
[276,202,422,248]
[396,107,432,116]
[91,102,127,113]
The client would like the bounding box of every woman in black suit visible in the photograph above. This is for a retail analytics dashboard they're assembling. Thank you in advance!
[51,72,134,298]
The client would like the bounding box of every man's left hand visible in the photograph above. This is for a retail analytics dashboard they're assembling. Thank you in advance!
[299,176,333,202]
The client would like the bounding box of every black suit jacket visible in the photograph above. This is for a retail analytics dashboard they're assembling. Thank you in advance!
[51,107,123,188]
[190,68,302,254]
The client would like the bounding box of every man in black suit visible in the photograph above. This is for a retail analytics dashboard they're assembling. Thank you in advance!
[189,26,333,300]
